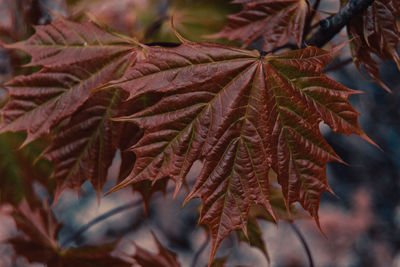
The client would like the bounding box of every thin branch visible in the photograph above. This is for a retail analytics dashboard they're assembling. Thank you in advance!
[60,183,186,248]
[306,0,375,47]
[191,231,210,267]
[289,222,314,267]
[60,198,143,248]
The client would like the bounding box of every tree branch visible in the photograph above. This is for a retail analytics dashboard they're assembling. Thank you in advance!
[289,222,314,267]
[306,0,375,47]
[191,231,210,267]
[60,182,194,249]
[60,199,143,249]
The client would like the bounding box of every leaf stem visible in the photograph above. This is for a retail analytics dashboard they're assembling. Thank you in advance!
[289,222,314,267]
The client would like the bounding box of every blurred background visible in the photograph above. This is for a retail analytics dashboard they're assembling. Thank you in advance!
[0,0,399,266]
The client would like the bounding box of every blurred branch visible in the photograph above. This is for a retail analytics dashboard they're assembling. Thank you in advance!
[289,222,314,267]
[191,231,210,267]
[60,198,143,249]
[60,183,184,249]
[306,0,375,47]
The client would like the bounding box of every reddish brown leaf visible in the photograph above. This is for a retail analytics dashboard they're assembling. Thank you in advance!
[346,0,400,91]
[107,42,368,262]
[0,0,51,42]
[59,243,130,267]
[132,233,181,267]
[209,0,309,51]
[0,17,137,145]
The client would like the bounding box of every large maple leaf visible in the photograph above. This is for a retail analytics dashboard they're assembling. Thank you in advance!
[346,0,400,92]
[106,42,370,261]
[209,0,309,51]
[0,18,138,145]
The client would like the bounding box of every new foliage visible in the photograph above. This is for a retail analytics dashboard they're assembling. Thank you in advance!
[0,0,399,265]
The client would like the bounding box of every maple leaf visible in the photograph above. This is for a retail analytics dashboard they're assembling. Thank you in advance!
[0,17,138,145]
[346,0,400,92]
[209,0,309,51]
[8,199,130,266]
[106,42,370,262]
[131,232,181,267]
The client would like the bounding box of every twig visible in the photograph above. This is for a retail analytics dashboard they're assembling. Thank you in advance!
[289,222,314,267]
[306,0,375,47]
[60,183,185,248]
[191,231,210,267]
[60,198,143,248]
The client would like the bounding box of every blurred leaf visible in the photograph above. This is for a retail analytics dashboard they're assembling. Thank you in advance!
[148,0,236,43]
[236,216,269,262]
[209,0,309,50]
[132,232,181,267]
[209,255,229,267]
[8,199,130,266]
[71,0,148,38]
[346,0,400,91]
[0,132,52,206]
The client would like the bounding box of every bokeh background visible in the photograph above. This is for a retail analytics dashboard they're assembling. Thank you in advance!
[0,0,399,266]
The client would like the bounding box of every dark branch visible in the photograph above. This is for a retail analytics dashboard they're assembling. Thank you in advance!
[306,0,375,47]
[289,222,315,267]
[60,182,194,249]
